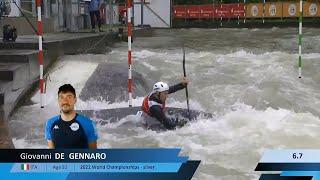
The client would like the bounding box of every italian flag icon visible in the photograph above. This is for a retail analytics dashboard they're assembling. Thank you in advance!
[21,164,30,171]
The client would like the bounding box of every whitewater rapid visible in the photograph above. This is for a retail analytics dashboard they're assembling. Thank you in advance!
[9,28,320,180]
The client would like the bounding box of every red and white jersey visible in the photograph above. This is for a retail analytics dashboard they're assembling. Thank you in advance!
[141,92,165,116]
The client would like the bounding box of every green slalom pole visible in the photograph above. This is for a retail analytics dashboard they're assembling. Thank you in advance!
[298,0,303,78]
[220,0,223,27]
[237,0,240,25]
[262,0,265,23]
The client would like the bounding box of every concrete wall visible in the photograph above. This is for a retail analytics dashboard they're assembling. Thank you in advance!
[0,31,119,148]
[133,0,171,28]
[0,17,55,35]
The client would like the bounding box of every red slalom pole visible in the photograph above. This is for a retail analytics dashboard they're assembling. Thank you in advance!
[36,0,45,108]
[127,0,133,107]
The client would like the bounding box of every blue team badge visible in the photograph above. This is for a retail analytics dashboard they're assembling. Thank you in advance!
[70,122,79,131]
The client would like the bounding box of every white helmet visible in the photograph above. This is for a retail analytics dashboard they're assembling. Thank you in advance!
[153,82,169,92]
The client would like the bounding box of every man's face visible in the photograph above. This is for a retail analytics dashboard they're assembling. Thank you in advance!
[159,91,169,103]
[58,92,76,114]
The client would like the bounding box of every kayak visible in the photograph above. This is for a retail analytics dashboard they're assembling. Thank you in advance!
[78,107,213,131]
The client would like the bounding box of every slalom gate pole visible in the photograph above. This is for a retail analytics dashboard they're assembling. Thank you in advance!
[127,0,133,106]
[36,0,44,108]
[298,0,303,78]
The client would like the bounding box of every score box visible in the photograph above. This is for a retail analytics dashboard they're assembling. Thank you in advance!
[259,149,320,163]
[255,149,320,180]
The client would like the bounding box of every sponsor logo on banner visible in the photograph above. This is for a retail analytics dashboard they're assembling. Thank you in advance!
[251,5,259,16]
[199,5,214,18]
[187,6,201,18]
[309,3,317,16]
[269,4,276,16]
[173,6,187,18]
[288,4,296,16]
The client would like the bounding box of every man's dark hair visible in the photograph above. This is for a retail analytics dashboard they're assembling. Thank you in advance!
[58,84,76,97]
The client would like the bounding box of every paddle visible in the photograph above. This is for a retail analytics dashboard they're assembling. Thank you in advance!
[183,47,191,121]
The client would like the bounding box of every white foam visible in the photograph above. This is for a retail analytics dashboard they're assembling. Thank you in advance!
[133,49,157,59]
[166,98,205,112]
[80,103,320,180]
[303,53,320,59]
[141,62,158,71]
[9,29,320,180]
[250,28,260,32]
[120,103,320,178]
[31,55,100,106]
[12,138,47,149]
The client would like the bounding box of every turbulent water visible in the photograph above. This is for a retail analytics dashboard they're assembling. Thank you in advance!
[9,28,320,179]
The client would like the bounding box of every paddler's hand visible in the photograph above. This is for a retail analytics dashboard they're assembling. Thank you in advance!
[181,77,189,86]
